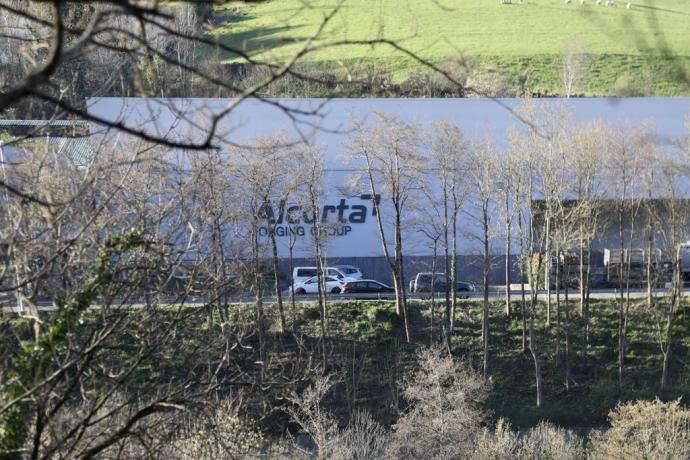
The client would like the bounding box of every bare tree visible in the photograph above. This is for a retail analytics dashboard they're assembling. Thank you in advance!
[0,139,236,456]
[426,122,468,339]
[294,143,331,370]
[653,151,690,390]
[416,216,444,345]
[509,100,545,406]
[536,104,572,329]
[346,113,427,343]
[604,124,643,392]
[507,127,530,353]
[241,135,300,334]
[561,39,590,98]
[231,151,273,374]
[390,345,488,459]
[288,376,388,460]
[426,121,469,340]
[497,151,515,317]
[465,139,499,378]
[568,122,606,347]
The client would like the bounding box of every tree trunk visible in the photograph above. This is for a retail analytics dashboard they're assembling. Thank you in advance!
[618,203,625,393]
[529,296,543,407]
[252,224,265,382]
[431,242,437,346]
[444,182,451,330]
[646,209,654,311]
[623,204,637,376]
[584,237,593,346]
[395,202,411,343]
[579,224,585,316]
[482,201,490,378]
[564,266,572,392]
[521,277,527,353]
[450,207,459,340]
[270,229,286,333]
[310,203,327,372]
[518,210,527,353]
[661,253,680,390]
[555,251,561,360]
[364,165,410,341]
[288,241,297,333]
[212,214,229,324]
[545,213,551,328]
[505,193,511,317]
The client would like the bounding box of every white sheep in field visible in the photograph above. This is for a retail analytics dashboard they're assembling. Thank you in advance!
[565,0,572,4]
[596,0,602,4]
[580,0,586,5]
[626,2,632,8]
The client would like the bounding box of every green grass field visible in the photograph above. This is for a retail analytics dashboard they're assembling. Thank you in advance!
[214,0,690,95]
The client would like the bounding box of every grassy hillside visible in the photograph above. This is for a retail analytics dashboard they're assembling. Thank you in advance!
[302,297,690,428]
[214,0,690,95]
[6,297,688,434]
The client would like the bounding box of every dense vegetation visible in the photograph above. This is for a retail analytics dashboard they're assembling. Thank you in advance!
[3,294,690,455]
[278,296,690,429]
[6,297,689,429]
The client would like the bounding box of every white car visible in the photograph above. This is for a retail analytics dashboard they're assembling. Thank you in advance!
[292,266,362,284]
[289,276,345,295]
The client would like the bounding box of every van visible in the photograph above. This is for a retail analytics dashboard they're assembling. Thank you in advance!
[292,266,362,284]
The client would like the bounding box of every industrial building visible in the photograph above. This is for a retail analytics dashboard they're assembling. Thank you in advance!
[3,98,690,286]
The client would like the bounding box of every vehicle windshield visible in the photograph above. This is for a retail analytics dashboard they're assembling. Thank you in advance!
[299,276,340,285]
[338,267,358,274]
[419,274,449,283]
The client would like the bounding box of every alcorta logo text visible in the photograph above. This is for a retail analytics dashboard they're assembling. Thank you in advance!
[257,194,380,225]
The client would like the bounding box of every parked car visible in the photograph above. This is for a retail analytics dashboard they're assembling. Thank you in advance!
[340,279,395,295]
[332,265,364,279]
[292,266,361,284]
[409,273,476,294]
[289,276,345,295]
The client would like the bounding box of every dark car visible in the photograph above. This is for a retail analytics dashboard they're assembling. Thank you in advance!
[341,279,395,296]
[409,273,476,294]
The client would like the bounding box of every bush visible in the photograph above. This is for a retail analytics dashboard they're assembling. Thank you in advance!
[287,377,387,459]
[472,418,520,460]
[330,410,388,460]
[517,421,584,460]
[590,398,690,459]
[472,419,584,460]
[167,402,262,459]
[389,345,489,459]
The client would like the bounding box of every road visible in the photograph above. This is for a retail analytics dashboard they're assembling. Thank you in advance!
[1,286,685,313]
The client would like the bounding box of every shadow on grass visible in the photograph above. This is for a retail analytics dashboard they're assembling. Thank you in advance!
[219,25,307,59]
[634,3,690,16]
